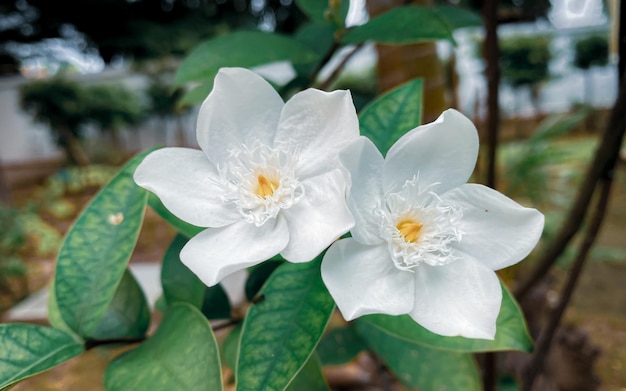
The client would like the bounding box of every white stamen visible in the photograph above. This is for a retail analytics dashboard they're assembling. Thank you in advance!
[376,177,463,271]
[217,140,304,226]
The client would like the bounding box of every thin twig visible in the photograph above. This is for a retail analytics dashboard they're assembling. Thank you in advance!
[317,44,364,91]
[307,42,341,88]
[515,75,626,300]
[84,318,243,350]
[212,318,242,332]
[483,0,500,191]
[481,0,500,386]
[521,175,615,390]
[85,337,146,350]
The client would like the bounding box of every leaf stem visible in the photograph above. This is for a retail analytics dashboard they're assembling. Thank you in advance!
[212,318,242,332]
[307,41,341,88]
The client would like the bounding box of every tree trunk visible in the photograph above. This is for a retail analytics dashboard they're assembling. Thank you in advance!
[57,125,91,166]
[366,0,448,124]
[583,71,594,131]
[175,115,187,147]
[0,160,11,202]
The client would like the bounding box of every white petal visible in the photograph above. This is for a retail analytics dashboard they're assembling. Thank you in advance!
[382,109,479,194]
[322,239,414,320]
[410,255,501,340]
[280,169,354,263]
[134,147,239,227]
[443,184,544,270]
[339,137,385,245]
[197,67,284,164]
[275,89,359,178]
[180,217,289,286]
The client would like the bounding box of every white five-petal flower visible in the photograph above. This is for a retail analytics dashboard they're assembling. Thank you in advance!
[134,67,358,286]
[321,109,544,340]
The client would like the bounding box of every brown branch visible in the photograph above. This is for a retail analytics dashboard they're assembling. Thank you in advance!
[483,0,500,191]
[521,175,615,390]
[85,336,145,350]
[317,44,364,91]
[212,318,242,332]
[515,75,626,300]
[481,0,500,387]
[307,41,341,88]
[84,318,242,350]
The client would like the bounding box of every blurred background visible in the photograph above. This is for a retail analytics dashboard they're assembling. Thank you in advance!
[0,0,625,390]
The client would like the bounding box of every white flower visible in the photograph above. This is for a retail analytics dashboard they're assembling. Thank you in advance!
[134,67,358,286]
[321,109,544,340]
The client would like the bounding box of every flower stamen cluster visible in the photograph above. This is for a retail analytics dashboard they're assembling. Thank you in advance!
[218,140,304,227]
[377,179,463,271]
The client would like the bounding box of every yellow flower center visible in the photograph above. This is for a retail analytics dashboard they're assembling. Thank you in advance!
[396,218,423,243]
[256,174,279,198]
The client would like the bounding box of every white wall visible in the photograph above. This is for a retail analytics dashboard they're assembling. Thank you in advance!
[0,68,197,165]
[0,75,62,163]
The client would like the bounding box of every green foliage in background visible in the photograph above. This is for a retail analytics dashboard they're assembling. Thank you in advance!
[20,78,144,165]
[500,35,551,88]
[574,35,609,70]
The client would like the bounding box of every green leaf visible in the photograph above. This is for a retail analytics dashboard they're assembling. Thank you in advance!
[244,259,283,301]
[342,6,454,45]
[358,78,423,155]
[161,235,231,319]
[161,235,205,309]
[357,321,481,391]
[148,193,203,238]
[296,0,349,26]
[317,326,368,365]
[175,31,319,85]
[177,80,216,107]
[433,6,483,30]
[0,324,83,389]
[221,324,242,372]
[104,303,222,391]
[295,0,330,24]
[88,269,150,340]
[154,295,167,313]
[54,150,151,337]
[47,281,75,337]
[285,354,330,391]
[337,0,350,28]
[531,106,592,142]
[361,283,533,353]
[236,258,335,391]
[201,284,232,320]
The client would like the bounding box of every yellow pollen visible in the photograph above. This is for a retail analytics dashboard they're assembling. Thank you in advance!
[396,218,423,243]
[256,174,278,198]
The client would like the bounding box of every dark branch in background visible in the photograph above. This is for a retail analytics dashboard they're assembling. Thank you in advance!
[212,318,242,332]
[480,0,500,388]
[0,162,10,202]
[308,42,341,88]
[84,318,243,350]
[483,0,500,191]
[514,74,626,300]
[617,3,626,86]
[85,336,145,350]
[317,44,365,91]
[521,176,615,390]
[516,0,626,300]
